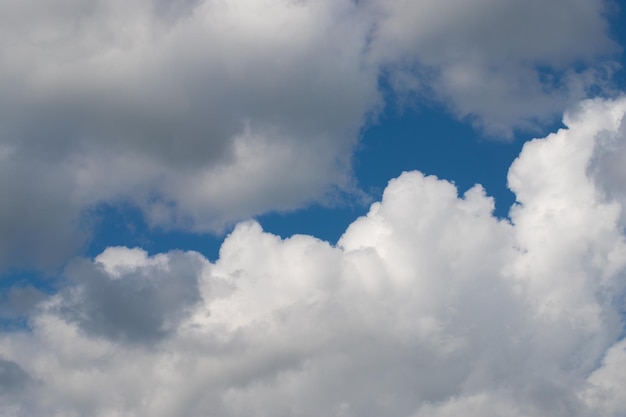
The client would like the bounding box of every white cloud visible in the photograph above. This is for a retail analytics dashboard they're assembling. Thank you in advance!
[1,97,626,416]
[0,0,620,271]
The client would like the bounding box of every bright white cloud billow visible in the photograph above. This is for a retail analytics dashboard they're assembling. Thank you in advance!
[0,0,620,271]
[1,97,626,416]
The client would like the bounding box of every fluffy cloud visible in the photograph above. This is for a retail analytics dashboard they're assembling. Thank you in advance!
[1,97,626,416]
[0,0,620,272]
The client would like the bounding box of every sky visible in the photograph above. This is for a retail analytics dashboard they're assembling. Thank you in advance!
[2,0,626,416]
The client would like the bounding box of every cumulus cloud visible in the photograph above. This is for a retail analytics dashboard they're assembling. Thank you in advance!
[0,0,620,270]
[1,97,626,416]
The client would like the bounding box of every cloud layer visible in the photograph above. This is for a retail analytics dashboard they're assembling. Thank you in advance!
[1,97,626,416]
[0,0,620,271]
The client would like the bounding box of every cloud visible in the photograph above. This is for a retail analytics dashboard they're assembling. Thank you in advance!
[58,247,206,344]
[0,358,31,394]
[0,285,46,321]
[368,0,619,135]
[0,0,378,271]
[0,0,620,271]
[1,97,626,416]
[0,358,32,416]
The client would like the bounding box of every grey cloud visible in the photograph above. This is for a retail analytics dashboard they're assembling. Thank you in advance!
[587,106,626,221]
[60,250,204,344]
[0,152,88,272]
[152,0,202,20]
[0,0,376,166]
[0,285,46,321]
[0,358,31,395]
[0,0,379,272]
[368,0,619,136]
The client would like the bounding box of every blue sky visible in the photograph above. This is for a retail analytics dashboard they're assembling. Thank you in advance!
[3,1,626,416]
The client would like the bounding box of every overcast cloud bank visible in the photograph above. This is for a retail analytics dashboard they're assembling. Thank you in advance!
[0,0,621,272]
[0,97,625,416]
